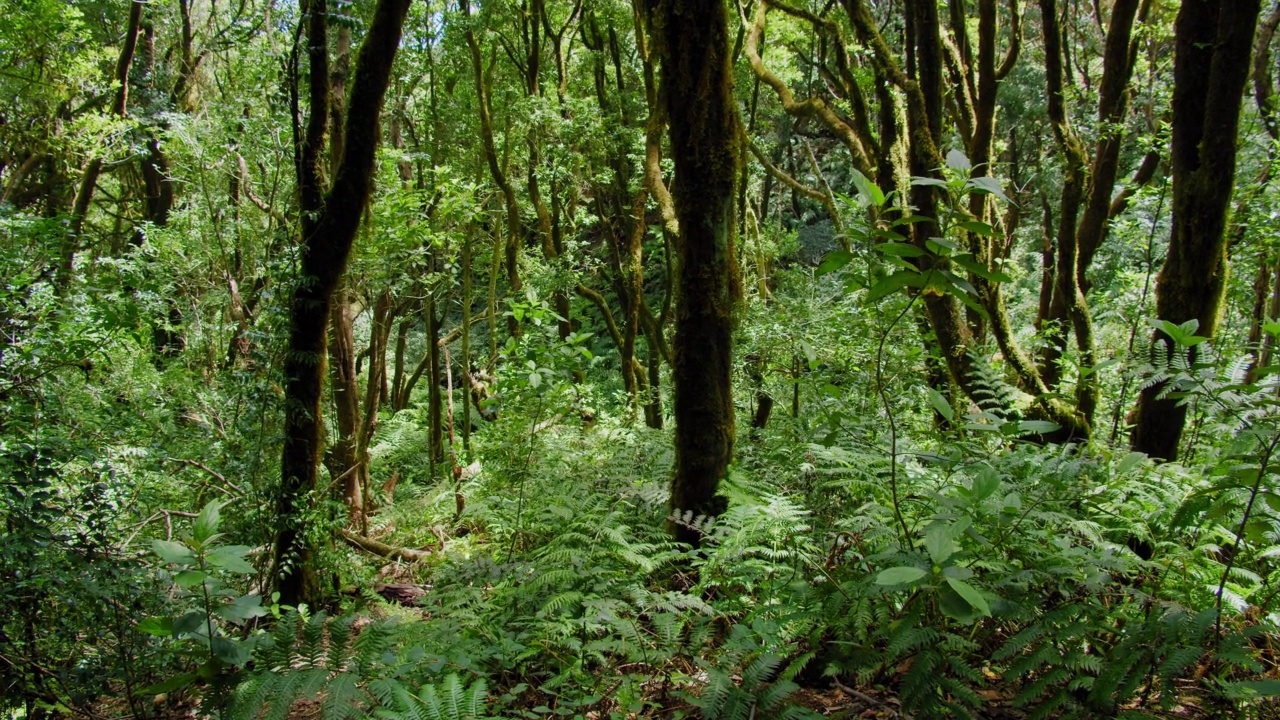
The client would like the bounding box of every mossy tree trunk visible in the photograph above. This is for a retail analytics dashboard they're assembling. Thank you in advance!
[274,0,411,609]
[649,0,741,546]
[1131,0,1261,460]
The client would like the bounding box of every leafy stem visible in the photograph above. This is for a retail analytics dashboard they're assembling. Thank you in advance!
[877,293,919,548]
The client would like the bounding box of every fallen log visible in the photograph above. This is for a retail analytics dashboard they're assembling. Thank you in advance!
[374,582,431,606]
[338,528,432,563]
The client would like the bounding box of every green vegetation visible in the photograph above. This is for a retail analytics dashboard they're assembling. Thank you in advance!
[3,0,1280,718]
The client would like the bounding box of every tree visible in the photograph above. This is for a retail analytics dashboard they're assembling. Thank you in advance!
[649,0,741,545]
[273,0,413,609]
[1130,0,1262,461]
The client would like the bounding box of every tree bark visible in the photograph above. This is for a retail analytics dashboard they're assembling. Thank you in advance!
[1131,0,1261,460]
[650,0,741,546]
[274,0,412,609]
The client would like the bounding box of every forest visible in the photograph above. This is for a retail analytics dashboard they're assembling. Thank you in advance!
[3,0,1280,716]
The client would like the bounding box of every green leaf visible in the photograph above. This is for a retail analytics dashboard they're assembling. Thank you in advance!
[1263,492,1280,514]
[868,270,923,302]
[944,578,991,616]
[1017,420,1061,435]
[1153,318,1208,347]
[925,524,959,565]
[1224,679,1280,698]
[193,501,223,544]
[951,253,1012,283]
[1115,451,1147,475]
[152,539,196,566]
[851,169,885,207]
[206,545,256,574]
[911,176,949,188]
[875,242,924,258]
[946,149,972,172]
[926,236,960,254]
[172,610,207,638]
[214,594,269,624]
[212,636,250,666]
[174,570,208,589]
[527,371,541,388]
[875,566,927,585]
[890,214,934,227]
[817,249,854,276]
[957,220,1000,237]
[927,388,954,423]
[139,672,198,695]
[971,466,1000,502]
[137,616,174,637]
[966,176,1010,202]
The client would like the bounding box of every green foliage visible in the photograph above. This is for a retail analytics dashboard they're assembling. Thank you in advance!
[141,500,267,704]
[230,611,410,720]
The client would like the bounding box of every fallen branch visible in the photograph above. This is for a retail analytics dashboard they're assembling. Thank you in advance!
[338,528,432,562]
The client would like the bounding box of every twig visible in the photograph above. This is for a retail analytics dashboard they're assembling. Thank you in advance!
[832,678,888,708]
[119,508,199,548]
[166,458,245,495]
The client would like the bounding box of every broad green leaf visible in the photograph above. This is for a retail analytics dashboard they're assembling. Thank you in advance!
[868,270,923,302]
[946,149,972,172]
[875,566,927,585]
[966,176,1010,202]
[174,570,208,589]
[137,616,173,637]
[911,176,948,188]
[971,467,1000,502]
[214,594,269,624]
[193,501,223,544]
[206,545,256,574]
[927,388,954,423]
[945,578,991,616]
[152,539,196,566]
[527,372,541,388]
[1017,420,1061,435]
[173,610,207,638]
[1263,492,1280,514]
[939,583,981,623]
[851,169,885,207]
[817,249,854,276]
[212,636,250,666]
[951,253,1012,283]
[890,214,934,227]
[875,242,924,258]
[956,220,999,237]
[1115,451,1146,475]
[925,523,959,565]
[942,565,974,580]
[926,236,960,254]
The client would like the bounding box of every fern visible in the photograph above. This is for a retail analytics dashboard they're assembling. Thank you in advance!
[229,611,406,720]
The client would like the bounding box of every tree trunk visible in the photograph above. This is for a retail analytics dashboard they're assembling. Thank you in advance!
[324,287,363,526]
[1131,0,1261,460]
[650,0,741,546]
[274,0,411,609]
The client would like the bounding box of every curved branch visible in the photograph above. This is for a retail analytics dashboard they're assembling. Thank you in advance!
[744,1,874,177]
